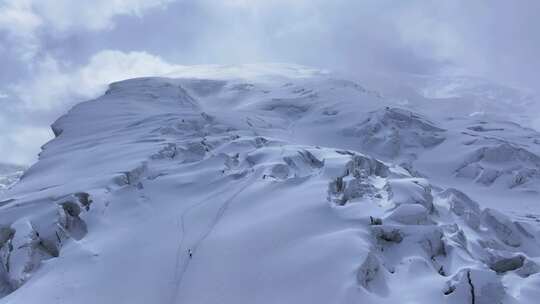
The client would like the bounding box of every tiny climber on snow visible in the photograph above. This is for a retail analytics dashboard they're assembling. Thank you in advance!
[188,249,193,258]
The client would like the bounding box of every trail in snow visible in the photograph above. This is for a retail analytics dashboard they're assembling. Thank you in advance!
[170,171,258,304]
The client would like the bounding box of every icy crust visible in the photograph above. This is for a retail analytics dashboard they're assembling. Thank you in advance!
[1,69,540,303]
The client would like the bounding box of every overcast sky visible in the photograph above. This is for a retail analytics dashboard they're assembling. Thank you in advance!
[1,0,539,165]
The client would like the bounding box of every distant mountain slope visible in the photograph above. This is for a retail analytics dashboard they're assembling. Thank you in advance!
[0,164,25,196]
[1,65,539,304]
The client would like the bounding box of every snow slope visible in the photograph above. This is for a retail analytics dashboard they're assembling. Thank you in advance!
[1,64,540,303]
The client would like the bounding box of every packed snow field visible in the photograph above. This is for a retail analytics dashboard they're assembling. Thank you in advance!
[1,64,540,303]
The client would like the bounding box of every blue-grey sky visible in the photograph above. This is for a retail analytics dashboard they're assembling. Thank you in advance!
[1,0,539,164]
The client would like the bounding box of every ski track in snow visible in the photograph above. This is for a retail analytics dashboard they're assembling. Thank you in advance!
[170,171,257,304]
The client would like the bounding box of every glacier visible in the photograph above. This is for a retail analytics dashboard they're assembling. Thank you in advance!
[1,64,540,303]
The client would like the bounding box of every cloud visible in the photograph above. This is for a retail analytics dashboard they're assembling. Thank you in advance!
[13,50,177,110]
[0,123,51,165]
[166,0,538,89]
[0,0,173,61]
[0,0,42,61]
[143,0,451,76]
[0,0,176,165]
[31,0,173,32]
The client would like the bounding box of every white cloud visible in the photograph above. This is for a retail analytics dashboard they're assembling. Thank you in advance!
[76,50,178,93]
[394,3,465,61]
[0,0,42,60]
[0,124,52,165]
[0,0,173,61]
[32,0,174,32]
[13,50,178,111]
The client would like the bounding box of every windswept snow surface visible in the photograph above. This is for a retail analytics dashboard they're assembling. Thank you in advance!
[1,64,540,303]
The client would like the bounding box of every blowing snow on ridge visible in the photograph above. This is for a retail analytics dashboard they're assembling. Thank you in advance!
[1,64,540,304]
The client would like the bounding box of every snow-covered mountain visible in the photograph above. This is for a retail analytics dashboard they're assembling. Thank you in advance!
[1,64,540,303]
